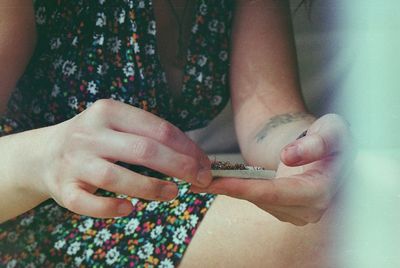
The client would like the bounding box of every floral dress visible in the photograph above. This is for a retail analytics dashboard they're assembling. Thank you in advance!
[0,0,233,267]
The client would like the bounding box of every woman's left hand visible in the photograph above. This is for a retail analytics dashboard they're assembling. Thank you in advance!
[191,114,354,226]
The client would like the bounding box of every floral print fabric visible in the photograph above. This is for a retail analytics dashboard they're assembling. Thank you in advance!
[0,0,233,267]
[1,184,214,267]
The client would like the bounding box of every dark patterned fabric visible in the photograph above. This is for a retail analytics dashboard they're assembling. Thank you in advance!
[0,0,233,267]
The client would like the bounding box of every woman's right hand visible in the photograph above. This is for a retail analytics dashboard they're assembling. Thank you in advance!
[37,99,212,218]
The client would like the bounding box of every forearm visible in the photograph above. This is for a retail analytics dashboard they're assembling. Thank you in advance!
[0,0,36,113]
[230,0,312,168]
[243,112,315,168]
[0,128,50,223]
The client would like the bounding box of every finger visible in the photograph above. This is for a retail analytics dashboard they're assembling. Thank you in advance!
[281,114,350,166]
[97,130,212,187]
[191,175,327,206]
[192,176,325,225]
[80,159,178,201]
[261,204,325,224]
[61,184,134,218]
[266,209,308,226]
[90,99,210,168]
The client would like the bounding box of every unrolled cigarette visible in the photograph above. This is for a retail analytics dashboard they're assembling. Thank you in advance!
[211,169,276,179]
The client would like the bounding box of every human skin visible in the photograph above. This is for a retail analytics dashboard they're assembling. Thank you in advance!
[191,0,353,226]
[0,0,36,113]
[0,0,352,266]
[0,1,213,223]
[0,0,351,233]
[182,1,351,266]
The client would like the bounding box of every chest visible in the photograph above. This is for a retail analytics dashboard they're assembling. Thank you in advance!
[153,0,196,97]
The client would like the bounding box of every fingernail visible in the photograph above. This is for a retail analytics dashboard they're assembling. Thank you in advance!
[118,202,132,215]
[191,185,215,194]
[196,169,212,187]
[283,144,302,163]
[161,184,178,200]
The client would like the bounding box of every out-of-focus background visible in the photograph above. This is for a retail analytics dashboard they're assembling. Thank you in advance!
[194,1,400,267]
[291,1,400,267]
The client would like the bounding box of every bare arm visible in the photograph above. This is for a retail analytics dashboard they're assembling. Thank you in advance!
[0,0,41,222]
[0,128,51,222]
[0,1,216,224]
[230,0,315,169]
[193,0,353,225]
[0,0,36,113]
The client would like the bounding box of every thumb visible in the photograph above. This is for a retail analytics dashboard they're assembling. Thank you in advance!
[280,114,349,166]
[280,133,331,166]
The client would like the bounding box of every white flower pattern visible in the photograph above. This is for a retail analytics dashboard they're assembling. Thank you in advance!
[87,81,98,95]
[66,241,81,255]
[189,215,199,227]
[172,226,188,245]
[148,20,156,35]
[1,1,233,267]
[146,201,159,211]
[137,242,154,260]
[123,62,135,77]
[54,239,66,250]
[94,229,112,246]
[97,63,109,75]
[174,203,187,216]
[107,37,122,53]
[124,218,140,235]
[106,247,120,265]
[78,218,94,233]
[96,12,107,27]
[159,258,174,268]
[150,225,164,239]
[62,60,77,77]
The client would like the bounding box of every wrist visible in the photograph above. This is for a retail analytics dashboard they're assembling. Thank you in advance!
[241,112,316,169]
[0,128,52,222]
[7,127,51,200]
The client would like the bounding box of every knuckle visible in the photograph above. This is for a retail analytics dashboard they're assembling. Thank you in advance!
[314,200,330,216]
[63,189,80,211]
[310,213,324,223]
[304,196,330,223]
[293,220,308,226]
[90,99,115,117]
[97,164,116,188]
[324,113,344,126]
[132,139,157,161]
[156,121,176,144]
[148,181,167,199]
[306,210,324,224]
[180,157,198,179]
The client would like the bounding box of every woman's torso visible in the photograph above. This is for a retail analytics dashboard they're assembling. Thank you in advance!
[0,1,235,267]
[4,0,233,135]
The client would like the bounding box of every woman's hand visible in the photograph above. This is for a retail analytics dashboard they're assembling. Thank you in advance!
[36,99,212,218]
[191,114,353,226]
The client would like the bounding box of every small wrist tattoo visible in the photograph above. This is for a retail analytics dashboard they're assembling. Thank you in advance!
[296,129,308,140]
[255,112,313,143]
